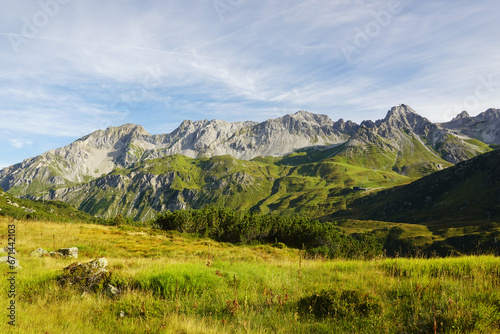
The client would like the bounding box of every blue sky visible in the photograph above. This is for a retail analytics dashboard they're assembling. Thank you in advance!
[0,0,499,168]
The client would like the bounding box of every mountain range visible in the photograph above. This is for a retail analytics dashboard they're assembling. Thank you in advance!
[0,104,498,220]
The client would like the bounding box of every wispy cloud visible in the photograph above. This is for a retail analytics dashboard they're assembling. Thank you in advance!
[9,138,33,149]
[0,0,499,165]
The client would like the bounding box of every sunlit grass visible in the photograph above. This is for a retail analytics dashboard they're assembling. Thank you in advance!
[1,218,499,333]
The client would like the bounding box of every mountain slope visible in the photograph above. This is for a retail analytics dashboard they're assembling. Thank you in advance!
[332,105,491,176]
[331,149,500,230]
[39,153,410,220]
[0,111,356,196]
[0,188,97,223]
[440,108,500,145]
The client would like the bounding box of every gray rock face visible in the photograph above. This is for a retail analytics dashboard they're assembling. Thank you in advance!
[440,108,500,145]
[0,111,356,194]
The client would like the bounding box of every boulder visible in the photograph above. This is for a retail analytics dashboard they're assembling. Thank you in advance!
[57,247,79,259]
[1,256,21,269]
[50,251,64,258]
[88,257,108,274]
[59,257,111,293]
[1,246,16,254]
[30,248,49,257]
[64,257,108,275]
[105,284,120,298]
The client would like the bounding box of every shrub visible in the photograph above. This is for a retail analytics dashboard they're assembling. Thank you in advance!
[297,289,381,319]
[153,207,383,259]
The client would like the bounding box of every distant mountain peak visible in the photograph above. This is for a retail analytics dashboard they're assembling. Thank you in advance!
[77,123,149,144]
[386,104,417,118]
[290,109,331,122]
[294,109,311,116]
[481,108,500,119]
[451,111,470,121]
[105,123,148,133]
[377,104,429,132]
[440,107,500,144]
[103,123,149,136]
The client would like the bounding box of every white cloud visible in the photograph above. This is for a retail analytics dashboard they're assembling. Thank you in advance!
[0,0,499,164]
[9,138,33,149]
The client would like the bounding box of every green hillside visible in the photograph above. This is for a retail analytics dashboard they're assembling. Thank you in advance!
[59,150,412,220]
[332,150,500,227]
[0,188,97,223]
[330,150,500,255]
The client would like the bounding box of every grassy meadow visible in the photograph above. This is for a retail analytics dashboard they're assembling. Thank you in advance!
[1,218,500,333]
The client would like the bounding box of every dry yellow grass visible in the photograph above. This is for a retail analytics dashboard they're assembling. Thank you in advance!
[1,218,499,333]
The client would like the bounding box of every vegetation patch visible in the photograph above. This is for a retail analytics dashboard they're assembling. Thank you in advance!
[153,207,383,259]
[1,219,500,333]
[298,289,381,319]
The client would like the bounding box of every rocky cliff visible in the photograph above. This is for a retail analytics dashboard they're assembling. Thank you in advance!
[335,105,492,176]
[440,108,500,145]
[0,111,356,195]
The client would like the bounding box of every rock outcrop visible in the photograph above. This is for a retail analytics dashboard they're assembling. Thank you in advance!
[440,108,500,145]
[30,248,49,257]
[59,257,118,297]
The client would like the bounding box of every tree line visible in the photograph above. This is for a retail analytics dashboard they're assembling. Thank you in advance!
[152,207,382,259]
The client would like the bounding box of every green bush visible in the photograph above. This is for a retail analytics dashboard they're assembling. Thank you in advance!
[298,289,381,319]
[152,207,383,259]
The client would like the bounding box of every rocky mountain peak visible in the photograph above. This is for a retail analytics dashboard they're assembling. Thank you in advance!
[114,123,149,134]
[100,123,149,137]
[385,104,418,119]
[451,111,470,121]
[79,123,149,143]
[360,120,375,128]
[281,110,333,127]
[478,108,500,120]
[440,107,500,145]
[376,104,431,135]
[333,118,359,135]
